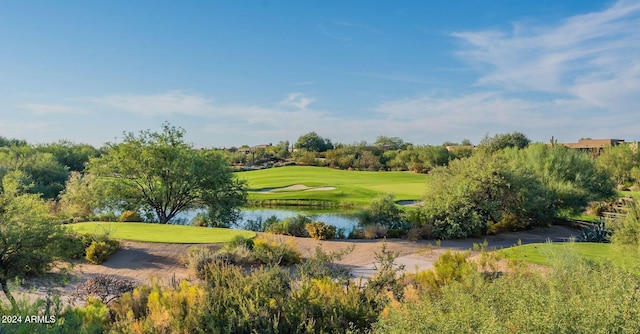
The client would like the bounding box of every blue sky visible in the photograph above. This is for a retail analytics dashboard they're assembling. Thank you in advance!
[0,0,638,148]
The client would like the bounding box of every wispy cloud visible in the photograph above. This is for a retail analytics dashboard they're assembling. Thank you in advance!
[452,0,640,112]
[19,103,87,115]
[372,91,637,143]
[278,92,316,109]
[319,25,351,42]
[93,91,215,116]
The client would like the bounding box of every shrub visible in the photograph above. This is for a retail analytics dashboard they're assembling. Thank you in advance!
[376,252,640,334]
[305,221,337,240]
[215,244,254,265]
[611,202,640,249]
[109,281,208,334]
[367,242,405,301]
[85,239,119,264]
[296,245,353,282]
[182,247,217,279]
[386,228,406,239]
[406,224,433,241]
[119,210,142,222]
[191,212,210,227]
[92,211,118,222]
[579,220,611,243]
[486,212,529,235]
[587,201,610,217]
[60,297,110,333]
[358,194,405,230]
[266,215,310,237]
[74,274,136,304]
[53,232,87,259]
[252,234,301,265]
[411,250,474,293]
[363,224,388,239]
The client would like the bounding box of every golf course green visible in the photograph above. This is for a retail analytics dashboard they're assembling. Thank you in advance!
[498,242,640,274]
[66,222,256,243]
[237,166,428,205]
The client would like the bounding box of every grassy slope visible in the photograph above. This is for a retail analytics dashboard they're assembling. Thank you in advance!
[498,242,640,274]
[236,166,428,205]
[66,222,256,244]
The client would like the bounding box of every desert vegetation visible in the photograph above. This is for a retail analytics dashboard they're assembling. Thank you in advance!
[2,125,640,332]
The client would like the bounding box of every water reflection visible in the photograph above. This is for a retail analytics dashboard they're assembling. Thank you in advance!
[240,207,359,232]
[177,207,360,232]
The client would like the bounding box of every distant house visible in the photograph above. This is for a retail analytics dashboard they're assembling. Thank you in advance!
[558,138,625,156]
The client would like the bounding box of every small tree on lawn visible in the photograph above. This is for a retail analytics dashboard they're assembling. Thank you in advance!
[88,123,246,225]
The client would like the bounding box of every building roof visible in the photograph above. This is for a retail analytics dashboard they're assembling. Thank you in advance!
[561,139,624,149]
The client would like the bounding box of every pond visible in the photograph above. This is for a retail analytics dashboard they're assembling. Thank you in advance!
[177,207,360,233]
[240,207,360,232]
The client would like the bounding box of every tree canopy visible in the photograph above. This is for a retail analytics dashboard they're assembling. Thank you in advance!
[421,144,615,238]
[0,171,63,308]
[88,123,246,225]
[294,132,334,152]
[479,132,531,151]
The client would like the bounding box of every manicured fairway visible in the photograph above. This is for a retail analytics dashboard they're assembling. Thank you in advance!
[236,166,428,205]
[66,222,256,243]
[498,242,640,274]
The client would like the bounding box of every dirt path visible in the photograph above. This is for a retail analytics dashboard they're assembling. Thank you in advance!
[14,225,579,305]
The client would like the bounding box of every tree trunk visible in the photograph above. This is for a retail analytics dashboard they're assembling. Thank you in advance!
[0,278,17,310]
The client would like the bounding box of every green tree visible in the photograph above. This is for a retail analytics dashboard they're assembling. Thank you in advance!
[479,131,530,151]
[294,132,334,152]
[359,194,405,230]
[596,144,639,187]
[37,140,101,172]
[374,136,408,151]
[88,124,246,225]
[507,144,616,216]
[421,150,549,238]
[58,171,100,220]
[0,171,62,309]
[0,145,69,199]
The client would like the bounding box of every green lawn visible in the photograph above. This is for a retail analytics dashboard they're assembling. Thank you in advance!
[618,190,640,200]
[66,222,256,244]
[236,166,428,205]
[498,242,640,274]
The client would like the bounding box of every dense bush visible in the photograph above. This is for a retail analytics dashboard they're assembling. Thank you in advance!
[375,250,640,333]
[85,239,119,264]
[358,194,405,230]
[119,210,142,222]
[252,234,302,265]
[420,145,615,239]
[109,259,380,334]
[266,214,311,237]
[611,201,640,249]
[409,250,474,293]
[305,221,337,240]
[52,232,87,259]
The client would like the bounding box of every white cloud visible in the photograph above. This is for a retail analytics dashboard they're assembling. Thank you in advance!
[94,91,215,116]
[278,93,316,109]
[452,0,640,112]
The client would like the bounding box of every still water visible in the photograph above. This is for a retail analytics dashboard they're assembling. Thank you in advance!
[177,207,360,232]
[240,207,359,232]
